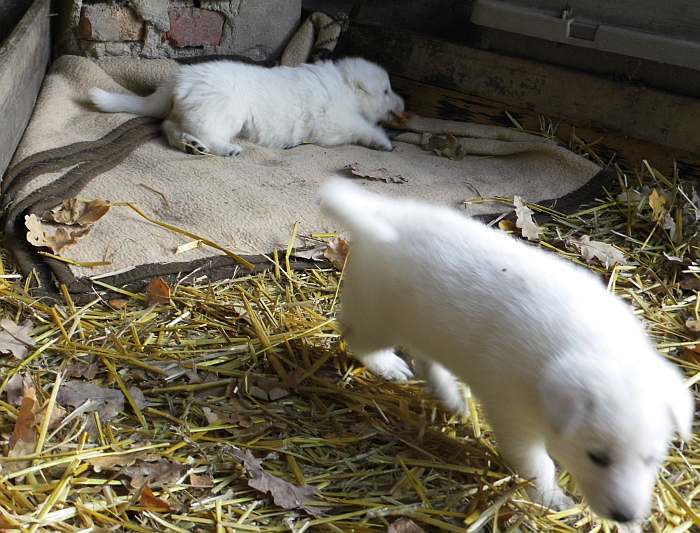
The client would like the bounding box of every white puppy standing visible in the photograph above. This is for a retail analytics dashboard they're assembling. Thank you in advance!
[320,178,694,523]
[88,58,404,156]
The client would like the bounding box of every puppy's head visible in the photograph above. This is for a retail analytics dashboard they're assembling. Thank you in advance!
[540,344,693,523]
[337,57,405,123]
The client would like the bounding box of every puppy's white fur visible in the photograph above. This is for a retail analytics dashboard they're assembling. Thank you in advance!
[320,178,694,523]
[88,58,404,156]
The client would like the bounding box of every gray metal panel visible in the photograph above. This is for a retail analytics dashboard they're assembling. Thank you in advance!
[497,0,700,41]
[472,0,700,69]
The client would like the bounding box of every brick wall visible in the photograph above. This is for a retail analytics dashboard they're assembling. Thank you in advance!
[55,1,302,61]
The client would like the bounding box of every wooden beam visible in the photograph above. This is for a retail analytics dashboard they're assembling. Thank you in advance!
[340,23,700,155]
[0,0,50,179]
[390,76,700,176]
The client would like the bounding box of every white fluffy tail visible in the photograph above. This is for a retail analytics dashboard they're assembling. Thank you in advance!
[88,82,173,118]
[320,178,399,242]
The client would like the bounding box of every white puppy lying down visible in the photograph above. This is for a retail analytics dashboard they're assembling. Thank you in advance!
[88,57,404,157]
[320,178,694,523]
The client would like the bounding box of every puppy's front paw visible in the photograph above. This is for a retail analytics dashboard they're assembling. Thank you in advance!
[360,349,414,381]
[529,487,575,511]
[373,139,394,152]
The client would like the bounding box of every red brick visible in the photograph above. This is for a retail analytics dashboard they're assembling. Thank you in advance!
[78,5,144,42]
[167,8,224,48]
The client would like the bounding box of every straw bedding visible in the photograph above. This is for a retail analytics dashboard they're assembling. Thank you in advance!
[0,129,698,532]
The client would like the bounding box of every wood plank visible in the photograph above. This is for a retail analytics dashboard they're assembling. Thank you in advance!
[339,23,700,155]
[390,76,700,177]
[0,0,50,180]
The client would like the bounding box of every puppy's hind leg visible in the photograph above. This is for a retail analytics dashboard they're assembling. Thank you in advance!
[180,111,243,157]
[414,359,466,413]
[162,119,208,155]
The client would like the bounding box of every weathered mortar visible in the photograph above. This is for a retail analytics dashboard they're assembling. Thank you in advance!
[54,0,301,61]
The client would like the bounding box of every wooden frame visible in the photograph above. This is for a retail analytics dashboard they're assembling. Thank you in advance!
[340,23,700,156]
[0,0,50,179]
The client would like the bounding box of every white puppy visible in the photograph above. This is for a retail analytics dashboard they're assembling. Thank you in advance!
[320,178,694,523]
[88,57,404,156]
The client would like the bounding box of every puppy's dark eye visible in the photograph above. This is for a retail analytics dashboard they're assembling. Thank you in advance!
[587,451,612,468]
[384,89,389,95]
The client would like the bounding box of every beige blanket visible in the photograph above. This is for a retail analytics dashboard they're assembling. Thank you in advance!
[4,55,603,292]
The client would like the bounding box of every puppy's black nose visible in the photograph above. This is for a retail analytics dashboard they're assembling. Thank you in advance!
[610,509,634,523]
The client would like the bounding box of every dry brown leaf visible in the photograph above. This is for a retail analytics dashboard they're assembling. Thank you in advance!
[66,361,99,380]
[285,368,305,389]
[570,235,628,269]
[243,378,290,402]
[39,402,67,432]
[5,386,38,477]
[88,451,160,473]
[6,373,26,405]
[227,412,253,428]
[43,198,111,226]
[388,518,426,533]
[513,196,541,242]
[109,298,129,310]
[141,485,171,512]
[685,318,700,333]
[682,346,700,365]
[498,219,516,232]
[146,277,171,305]
[124,459,186,489]
[615,189,645,204]
[324,237,350,270]
[128,386,150,409]
[345,162,406,184]
[292,245,327,262]
[25,214,91,253]
[57,381,124,422]
[9,387,37,449]
[189,473,214,487]
[202,407,220,425]
[663,214,678,241]
[0,318,35,359]
[231,447,319,515]
[648,189,667,221]
[421,132,465,160]
[647,188,677,239]
[680,276,700,291]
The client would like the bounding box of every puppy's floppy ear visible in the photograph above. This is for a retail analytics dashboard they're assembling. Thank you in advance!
[539,361,592,436]
[354,80,370,94]
[661,366,694,441]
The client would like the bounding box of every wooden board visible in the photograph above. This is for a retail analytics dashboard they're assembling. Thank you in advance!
[391,76,700,177]
[0,0,50,180]
[339,23,700,156]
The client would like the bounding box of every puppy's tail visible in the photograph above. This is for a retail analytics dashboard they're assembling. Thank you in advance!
[87,81,173,118]
[320,178,399,242]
